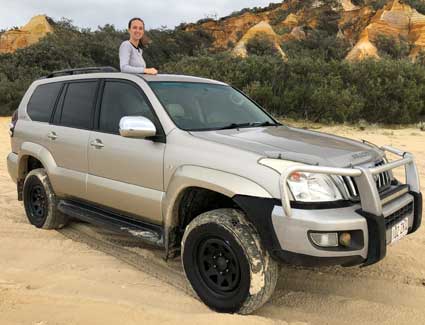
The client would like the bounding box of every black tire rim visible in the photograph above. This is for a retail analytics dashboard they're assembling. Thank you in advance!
[28,183,47,223]
[195,237,241,295]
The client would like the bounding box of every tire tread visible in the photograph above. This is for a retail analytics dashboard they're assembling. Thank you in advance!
[181,208,278,314]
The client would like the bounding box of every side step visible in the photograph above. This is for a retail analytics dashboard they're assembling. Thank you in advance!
[58,200,164,247]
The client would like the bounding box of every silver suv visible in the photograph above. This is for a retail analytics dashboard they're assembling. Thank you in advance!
[7,66,423,314]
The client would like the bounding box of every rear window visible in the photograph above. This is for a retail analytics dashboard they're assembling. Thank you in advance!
[27,82,63,122]
[59,81,98,129]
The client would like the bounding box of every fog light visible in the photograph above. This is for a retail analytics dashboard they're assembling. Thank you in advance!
[309,232,338,247]
[339,232,352,247]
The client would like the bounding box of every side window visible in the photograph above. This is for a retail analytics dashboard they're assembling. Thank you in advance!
[99,81,158,134]
[27,82,63,122]
[59,81,98,129]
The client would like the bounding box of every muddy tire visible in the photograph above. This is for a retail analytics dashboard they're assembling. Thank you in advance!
[181,208,279,314]
[23,168,68,229]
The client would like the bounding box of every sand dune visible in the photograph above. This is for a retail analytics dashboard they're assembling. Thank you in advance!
[1,116,425,324]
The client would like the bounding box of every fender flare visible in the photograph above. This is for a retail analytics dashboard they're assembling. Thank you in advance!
[162,165,272,255]
[17,142,58,180]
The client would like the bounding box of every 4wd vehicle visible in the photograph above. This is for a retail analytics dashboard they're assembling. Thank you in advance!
[7,66,422,314]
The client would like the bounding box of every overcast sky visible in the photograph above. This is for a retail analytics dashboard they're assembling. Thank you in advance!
[0,0,277,31]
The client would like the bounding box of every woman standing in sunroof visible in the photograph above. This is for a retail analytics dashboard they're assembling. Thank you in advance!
[119,17,158,74]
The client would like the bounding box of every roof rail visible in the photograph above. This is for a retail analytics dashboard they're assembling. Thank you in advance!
[44,66,118,78]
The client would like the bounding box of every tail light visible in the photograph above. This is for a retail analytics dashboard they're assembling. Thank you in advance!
[9,110,18,137]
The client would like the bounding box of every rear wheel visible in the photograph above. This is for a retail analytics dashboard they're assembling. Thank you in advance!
[181,208,278,314]
[23,168,68,229]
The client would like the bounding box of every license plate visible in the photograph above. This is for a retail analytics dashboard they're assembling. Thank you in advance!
[390,217,409,245]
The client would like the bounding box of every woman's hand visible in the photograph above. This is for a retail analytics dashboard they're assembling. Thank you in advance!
[144,68,158,75]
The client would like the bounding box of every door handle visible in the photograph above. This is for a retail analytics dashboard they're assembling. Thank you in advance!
[90,139,104,149]
[47,131,57,140]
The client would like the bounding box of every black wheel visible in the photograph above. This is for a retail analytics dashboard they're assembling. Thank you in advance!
[23,168,68,229]
[196,237,242,295]
[26,181,48,226]
[182,209,279,314]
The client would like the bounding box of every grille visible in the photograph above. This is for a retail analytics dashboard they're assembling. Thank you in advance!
[342,175,359,198]
[374,160,392,190]
[341,160,391,199]
[384,202,413,229]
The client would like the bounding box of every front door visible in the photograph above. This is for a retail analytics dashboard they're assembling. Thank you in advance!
[86,80,165,223]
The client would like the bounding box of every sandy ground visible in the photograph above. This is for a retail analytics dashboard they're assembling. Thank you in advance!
[0,116,425,325]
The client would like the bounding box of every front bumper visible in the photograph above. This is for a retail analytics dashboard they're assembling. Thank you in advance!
[234,146,422,267]
[271,190,421,267]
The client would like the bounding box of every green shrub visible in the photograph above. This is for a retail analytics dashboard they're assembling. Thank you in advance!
[316,3,342,35]
[415,49,425,65]
[242,81,282,115]
[246,33,278,57]
[370,0,388,11]
[282,29,351,61]
[1,13,425,125]
[401,0,425,14]
[374,34,411,60]
[270,9,289,26]
[162,53,425,124]
[274,26,292,36]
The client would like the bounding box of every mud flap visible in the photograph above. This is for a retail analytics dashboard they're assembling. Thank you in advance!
[232,195,282,254]
[409,192,423,235]
[356,209,387,267]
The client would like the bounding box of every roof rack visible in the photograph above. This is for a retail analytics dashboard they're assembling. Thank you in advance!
[44,66,118,78]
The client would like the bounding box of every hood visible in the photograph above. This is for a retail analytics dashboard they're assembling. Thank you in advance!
[190,125,383,167]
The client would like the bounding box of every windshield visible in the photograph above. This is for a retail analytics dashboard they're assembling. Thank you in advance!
[149,82,279,131]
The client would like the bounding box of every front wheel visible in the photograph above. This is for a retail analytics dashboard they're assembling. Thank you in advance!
[181,208,279,314]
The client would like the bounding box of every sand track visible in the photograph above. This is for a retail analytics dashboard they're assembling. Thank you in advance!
[1,117,425,324]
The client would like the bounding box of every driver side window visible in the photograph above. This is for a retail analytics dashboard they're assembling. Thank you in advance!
[99,81,157,134]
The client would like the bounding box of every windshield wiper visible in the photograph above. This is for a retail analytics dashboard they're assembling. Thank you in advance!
[217,121,281,130]
[217,122,253,130]
[250,121,281,127]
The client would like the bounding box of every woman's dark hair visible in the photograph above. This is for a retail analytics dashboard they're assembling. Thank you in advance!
[128,17,150,48]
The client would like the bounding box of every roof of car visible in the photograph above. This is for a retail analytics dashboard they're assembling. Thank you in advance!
[139,73,227,85]
[37,71,228,87]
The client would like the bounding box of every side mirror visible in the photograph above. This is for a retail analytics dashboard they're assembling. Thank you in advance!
[119,116,157,138]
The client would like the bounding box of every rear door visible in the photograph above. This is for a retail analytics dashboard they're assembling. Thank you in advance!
[45,79,99,198]
[86,79,165,223]
[21,81,64,151]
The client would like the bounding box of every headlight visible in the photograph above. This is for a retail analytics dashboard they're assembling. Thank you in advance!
[286,171,342,202]
[259,158,343,202]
